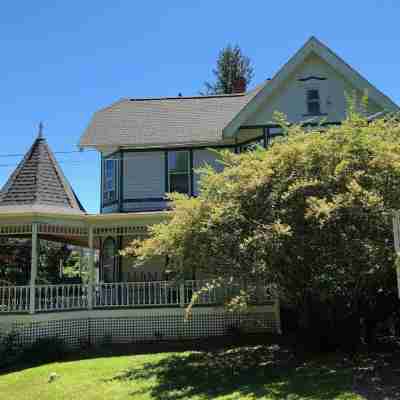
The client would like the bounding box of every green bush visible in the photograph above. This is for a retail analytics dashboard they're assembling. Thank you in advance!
[19,337,70,366]
[0,330,21,369]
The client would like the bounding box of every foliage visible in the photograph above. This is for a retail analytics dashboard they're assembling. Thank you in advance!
[124,111,400,349]
[0,330,21,369]
[0,334,70,371]
[0,238,81,284]
[38,242,72,284]
[62,250,89,283]
[0,238,31,284]
[18,337,70,366]
[203,44,254,94]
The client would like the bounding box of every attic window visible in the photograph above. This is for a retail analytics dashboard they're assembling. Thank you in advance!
[306,89,321,115]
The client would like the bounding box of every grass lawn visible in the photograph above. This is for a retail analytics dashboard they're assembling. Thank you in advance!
[0,344,366,400]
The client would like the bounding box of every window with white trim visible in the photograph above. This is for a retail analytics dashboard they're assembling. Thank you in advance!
[103,159,117,203]
[168,151,190,194]
[306,89,321,115]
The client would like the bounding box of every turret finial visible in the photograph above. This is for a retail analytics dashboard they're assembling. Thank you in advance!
[38,122,44,139]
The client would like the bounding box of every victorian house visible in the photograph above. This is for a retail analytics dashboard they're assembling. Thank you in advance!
[0,37,397,345]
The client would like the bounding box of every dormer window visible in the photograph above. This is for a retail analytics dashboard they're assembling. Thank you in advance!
[306,89,321,115]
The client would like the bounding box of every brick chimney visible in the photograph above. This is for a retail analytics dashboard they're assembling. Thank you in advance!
[232,77,247,94]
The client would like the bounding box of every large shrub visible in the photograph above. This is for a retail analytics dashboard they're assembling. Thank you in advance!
[124,111,400,350]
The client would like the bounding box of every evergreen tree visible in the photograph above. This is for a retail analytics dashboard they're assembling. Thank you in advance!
[203,44,254,95]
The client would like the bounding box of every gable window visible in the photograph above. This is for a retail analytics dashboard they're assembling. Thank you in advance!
[104,159,117,203]
[168,151,190,194]
[306,89,321,115]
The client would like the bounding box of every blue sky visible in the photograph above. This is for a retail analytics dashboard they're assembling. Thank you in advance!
[0,1,399,213]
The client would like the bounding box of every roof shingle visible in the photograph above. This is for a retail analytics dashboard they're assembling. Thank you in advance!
[79,86,264,148]
[0,134,85,215]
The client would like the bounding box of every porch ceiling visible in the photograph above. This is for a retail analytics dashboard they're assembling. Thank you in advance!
[0,210,168,247]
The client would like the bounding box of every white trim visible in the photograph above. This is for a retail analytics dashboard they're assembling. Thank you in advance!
[0,304,276,325]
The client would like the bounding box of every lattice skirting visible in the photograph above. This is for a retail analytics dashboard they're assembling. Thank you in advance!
[0,308,279,348]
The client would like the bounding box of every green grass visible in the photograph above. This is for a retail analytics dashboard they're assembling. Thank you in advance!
[0,346,364,400]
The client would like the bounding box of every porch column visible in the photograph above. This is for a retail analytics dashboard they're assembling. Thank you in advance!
[29,223,38,314]
[87,227,95,309]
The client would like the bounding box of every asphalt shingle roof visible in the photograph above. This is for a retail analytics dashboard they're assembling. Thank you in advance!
[79,86,264,148]
[0,134,85,215]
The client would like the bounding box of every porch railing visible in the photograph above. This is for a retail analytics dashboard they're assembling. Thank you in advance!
[0,280,275,314]
[35,284,88,312]
[0,285,30,313]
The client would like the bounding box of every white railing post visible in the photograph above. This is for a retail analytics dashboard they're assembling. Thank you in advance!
[87,227,95,310]
[179,281,185,308]
[29,223,38,314]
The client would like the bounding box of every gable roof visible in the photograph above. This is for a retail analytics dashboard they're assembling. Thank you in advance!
[0,130,85,215]
[79,87,263,149]
[223,36,399,137]
[79,36,399,149]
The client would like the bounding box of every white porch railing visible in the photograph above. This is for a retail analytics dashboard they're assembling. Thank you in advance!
[94,281,181,308]
[0,280,275,314]
[0,285,30,313]
[35,284,88,312]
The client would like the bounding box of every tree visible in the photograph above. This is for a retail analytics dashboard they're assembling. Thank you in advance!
[0,238,72,284]
[203,44,254,95]
[123,111,400,350]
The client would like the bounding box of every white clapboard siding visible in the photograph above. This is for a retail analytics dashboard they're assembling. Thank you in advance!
[193,149,224,195]
[123,152,165,199]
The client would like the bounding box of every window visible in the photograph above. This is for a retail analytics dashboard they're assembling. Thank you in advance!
[168,151,190,194]
[306,89,321,115]
[239,138,265,153]
[103,159,117,203]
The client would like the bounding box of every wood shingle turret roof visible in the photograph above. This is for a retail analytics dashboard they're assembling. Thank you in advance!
[0,127,85,215]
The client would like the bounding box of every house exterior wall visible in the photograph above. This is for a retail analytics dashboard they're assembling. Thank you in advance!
[101,147,232,213]
[244,54,382,126]
[122,151,167,212]
[123,152,165,199]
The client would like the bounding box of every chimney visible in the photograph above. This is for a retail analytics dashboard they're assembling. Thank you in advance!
[232,77,247,94]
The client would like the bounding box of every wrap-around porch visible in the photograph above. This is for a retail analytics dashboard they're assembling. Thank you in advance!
[0,216,275,315]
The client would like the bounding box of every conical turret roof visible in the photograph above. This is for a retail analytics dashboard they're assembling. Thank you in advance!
[0,127,85,215]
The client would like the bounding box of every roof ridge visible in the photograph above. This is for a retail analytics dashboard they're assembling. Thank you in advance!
[128,93,248,102]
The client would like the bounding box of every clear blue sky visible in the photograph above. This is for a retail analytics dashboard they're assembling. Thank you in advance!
[1,1,399,213]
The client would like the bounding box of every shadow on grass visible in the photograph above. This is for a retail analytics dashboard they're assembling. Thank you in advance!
[109,345,356,400]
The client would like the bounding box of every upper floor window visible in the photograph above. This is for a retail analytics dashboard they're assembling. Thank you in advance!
[168,151,190,194]
[306,89,321,115]
[104,159,117,203]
